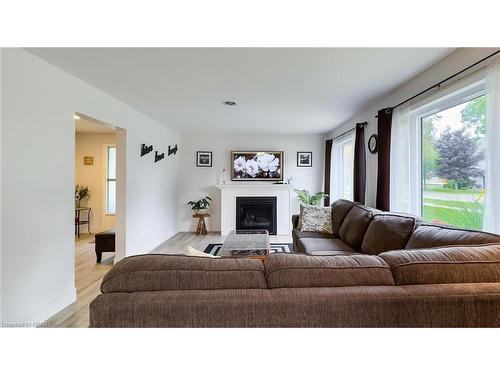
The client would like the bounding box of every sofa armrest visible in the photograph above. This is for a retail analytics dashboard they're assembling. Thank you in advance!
[292,214,300,229]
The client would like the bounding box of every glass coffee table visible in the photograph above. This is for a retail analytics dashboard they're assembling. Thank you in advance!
[219,230,271,259]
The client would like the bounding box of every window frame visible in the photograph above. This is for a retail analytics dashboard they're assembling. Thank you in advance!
[409,77,486,217]
[105,144,117,215]
[331,130,355,202]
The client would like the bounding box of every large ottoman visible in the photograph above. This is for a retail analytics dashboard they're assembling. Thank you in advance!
[95,230,115,263]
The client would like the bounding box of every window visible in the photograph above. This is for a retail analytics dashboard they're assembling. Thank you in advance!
[420,95,486,230]
[106,146,116,214]
[331,131,355,201]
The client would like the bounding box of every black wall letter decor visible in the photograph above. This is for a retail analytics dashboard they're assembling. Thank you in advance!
[168,144,178,156]
[141,144,153,156]
[154,151,165,163]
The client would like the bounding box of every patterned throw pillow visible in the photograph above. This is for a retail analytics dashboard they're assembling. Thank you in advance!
[299,204,333,234]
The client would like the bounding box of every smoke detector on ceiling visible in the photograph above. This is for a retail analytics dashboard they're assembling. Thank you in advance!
[223,101,237,106]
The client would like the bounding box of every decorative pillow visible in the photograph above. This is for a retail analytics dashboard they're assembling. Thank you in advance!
[299,204,333,234]
[184,246,220,258]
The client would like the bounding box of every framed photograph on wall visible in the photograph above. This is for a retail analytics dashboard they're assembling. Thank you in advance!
[297,152,312,167]
[231,151,284,181]
[83,156,94,165]
[196,151,212,167]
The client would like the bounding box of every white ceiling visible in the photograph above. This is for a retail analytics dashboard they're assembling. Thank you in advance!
[30,48,454,134]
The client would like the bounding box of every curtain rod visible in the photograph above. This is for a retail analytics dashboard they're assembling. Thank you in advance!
[380,49,500,116]
[330,122,367,141]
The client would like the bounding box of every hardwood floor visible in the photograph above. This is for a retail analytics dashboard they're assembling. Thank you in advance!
[44,231,292,328]
[44,234,115,328]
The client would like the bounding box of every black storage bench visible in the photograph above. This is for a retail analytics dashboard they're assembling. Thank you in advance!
[95,230,115,263]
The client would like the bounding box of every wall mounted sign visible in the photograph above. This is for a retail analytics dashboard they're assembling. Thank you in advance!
[168,144,178,156]
[83,156,94,165]
[141,144,153,156]
[155,151,165,163]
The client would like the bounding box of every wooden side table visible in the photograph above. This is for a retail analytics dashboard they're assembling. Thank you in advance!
[193,213,210,235]
[75,207,92,238]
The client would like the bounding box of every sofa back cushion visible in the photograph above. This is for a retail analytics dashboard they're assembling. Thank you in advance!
[361,214,417,255]
[101,254,267,292]
[406,224,500,249]
[330,199,356,236]
[379,244,500,285]
[338,205,378,249]
[264,253,394,288]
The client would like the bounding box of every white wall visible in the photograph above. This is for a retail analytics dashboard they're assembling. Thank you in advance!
[75,132,116,232]
[177,133,324,232]
[326,48,498,207]
[1,49,180,324]
[0,48,3,323]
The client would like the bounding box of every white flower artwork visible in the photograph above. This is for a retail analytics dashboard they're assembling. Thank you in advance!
[233,156,247,172]
[257,153,279,172]
[244,158,259,177]
[231,151,283,180]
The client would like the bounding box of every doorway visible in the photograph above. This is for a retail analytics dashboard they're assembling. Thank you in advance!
[47,114,125,327]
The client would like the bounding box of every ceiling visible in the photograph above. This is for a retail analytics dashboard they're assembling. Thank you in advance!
[30,48,454,134]
[75,115,115,133]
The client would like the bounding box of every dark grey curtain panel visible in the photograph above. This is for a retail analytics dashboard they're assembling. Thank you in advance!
[324,139,333,206]
[376,108,393,211]
[353,123,366,204]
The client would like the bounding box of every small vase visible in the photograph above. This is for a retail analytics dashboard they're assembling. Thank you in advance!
[195,208,208,215]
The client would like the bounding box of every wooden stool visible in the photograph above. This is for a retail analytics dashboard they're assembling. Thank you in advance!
[193,213,210,235]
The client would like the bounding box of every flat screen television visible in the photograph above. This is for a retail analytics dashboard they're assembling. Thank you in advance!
[231,151,284,181]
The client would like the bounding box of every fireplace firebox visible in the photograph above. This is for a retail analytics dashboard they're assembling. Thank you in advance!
[235,196,277,235]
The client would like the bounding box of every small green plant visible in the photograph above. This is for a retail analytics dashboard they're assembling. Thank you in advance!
[293,189,328,206]
[75,184,90,208]
[187,196,212,211]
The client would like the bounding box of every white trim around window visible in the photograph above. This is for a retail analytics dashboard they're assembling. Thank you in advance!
[390,71,486,217]
[331,130,355,202]
[104,144,116,215]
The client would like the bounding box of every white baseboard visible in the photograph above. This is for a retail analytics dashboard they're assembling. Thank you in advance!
[17,287,77,327]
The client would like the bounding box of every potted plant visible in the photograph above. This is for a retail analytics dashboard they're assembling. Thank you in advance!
[75,184,90,208]
[188,196,212,215]
[293,188,328,206]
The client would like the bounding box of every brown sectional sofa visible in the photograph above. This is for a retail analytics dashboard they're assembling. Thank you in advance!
[89,199,500,327]
[292,199,500,255]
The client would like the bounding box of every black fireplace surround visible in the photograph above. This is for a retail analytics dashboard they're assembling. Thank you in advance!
[236,196,277,235]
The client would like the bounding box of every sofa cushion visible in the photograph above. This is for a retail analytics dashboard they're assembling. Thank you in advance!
[298,204,333,234]
[338,205,377,249]
[307,249,361,256]
[101,254,267,292]
[361,214,417,255]
[379,244,500,286]
[264,253,395,288]
[292,228,335,241]
[330,199,357,236]
[299,238,356,255]
[405,224,500,249]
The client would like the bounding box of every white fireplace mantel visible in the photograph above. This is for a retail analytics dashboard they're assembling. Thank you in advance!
[216,184,293,235]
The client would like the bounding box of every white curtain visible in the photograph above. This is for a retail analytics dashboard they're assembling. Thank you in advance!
[390,105,413,214]
[483,57,500,233]
[331,130,355,202]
